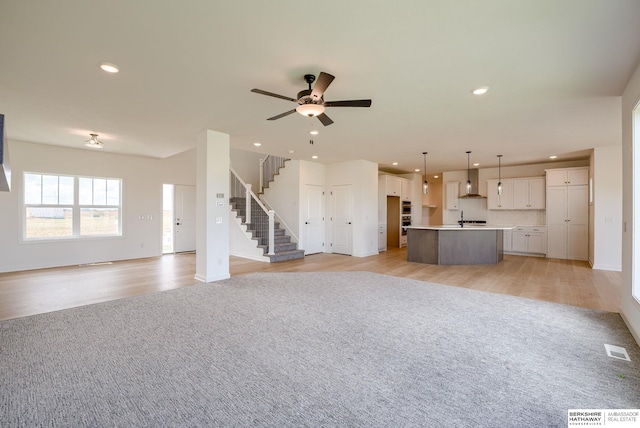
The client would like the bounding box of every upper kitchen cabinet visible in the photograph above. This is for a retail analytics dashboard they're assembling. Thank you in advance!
[546,168,589,187]
[384,175,402,196]
[487,177,543,210]
[513,177,545,209]
[487,179,514,210]
[401,179,412,201]
[445,182,460,210]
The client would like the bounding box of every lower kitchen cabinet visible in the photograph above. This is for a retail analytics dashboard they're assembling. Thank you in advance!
[507,226,546,256]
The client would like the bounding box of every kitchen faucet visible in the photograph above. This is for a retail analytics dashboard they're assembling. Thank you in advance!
[458,210,464,227]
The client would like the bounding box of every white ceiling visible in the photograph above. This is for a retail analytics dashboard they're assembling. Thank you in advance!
[1,1,639,175]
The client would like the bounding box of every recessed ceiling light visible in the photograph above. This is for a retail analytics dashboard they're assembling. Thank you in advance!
[310,130,319,136]
[414,169,420,172]
[472,86,489,95]
[434,175,439,179]
[312,155,318,159]
[98,62,120,73]
[473,163,480,167]
[288,150,294,154]
[253,142,261,147]
[549,155,558,159]
[392,162,398,166]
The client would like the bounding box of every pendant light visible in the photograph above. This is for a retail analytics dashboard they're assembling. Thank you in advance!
[497,154,503,196]
[465,151,472,194]
[422,152,429,194]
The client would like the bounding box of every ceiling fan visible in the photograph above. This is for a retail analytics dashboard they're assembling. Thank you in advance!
[251,72,372,126]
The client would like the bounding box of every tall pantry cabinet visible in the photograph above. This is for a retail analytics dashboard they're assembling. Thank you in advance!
[545,167,589,260]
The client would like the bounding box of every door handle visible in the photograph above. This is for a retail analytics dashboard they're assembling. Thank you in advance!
[176,223,181,225]
[305,222,309,224]
[348,222,352,224]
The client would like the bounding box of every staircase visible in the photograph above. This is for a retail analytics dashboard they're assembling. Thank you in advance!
[229,196,305,263]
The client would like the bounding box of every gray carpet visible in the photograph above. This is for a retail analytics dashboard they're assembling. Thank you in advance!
[1,272,639,427]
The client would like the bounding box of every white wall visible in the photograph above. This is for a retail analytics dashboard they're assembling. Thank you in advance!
[0,140,196,273]
[230,148,263,190]
[593,145,622,271]
[621,59,640,344]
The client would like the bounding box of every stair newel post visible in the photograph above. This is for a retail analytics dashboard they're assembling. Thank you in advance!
[259,158,264,194]
[245,184,252,225]
[268,210,275,255]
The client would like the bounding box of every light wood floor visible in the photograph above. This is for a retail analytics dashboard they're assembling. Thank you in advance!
[0,248,621,321]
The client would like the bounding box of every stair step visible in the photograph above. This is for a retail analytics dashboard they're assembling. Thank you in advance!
[274,242,297,252]
[267,249,305,263]
[274,235,291,244]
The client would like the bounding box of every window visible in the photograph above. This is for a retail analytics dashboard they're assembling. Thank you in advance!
[24,173,122,240]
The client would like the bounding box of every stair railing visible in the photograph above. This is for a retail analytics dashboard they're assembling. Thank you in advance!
[260,155,289,193]
[230,168,275,255]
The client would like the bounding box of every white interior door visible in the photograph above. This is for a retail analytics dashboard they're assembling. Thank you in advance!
[303,184,325,255]
[331,184,353,255]
[174,184,196,253]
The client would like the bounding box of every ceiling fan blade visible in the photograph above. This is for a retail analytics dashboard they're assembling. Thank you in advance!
[324,99,372,107]
[267,109,297,121]
[310,72,335,101]
[251,88,296,102]
[317,113,334,126]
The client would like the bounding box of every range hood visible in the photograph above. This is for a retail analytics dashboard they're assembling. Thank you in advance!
[459,168,485,199]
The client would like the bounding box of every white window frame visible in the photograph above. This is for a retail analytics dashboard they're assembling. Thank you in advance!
[23,172,123,241]
[633,101,640,304]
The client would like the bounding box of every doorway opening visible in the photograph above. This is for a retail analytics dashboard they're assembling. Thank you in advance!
[163,184,174,253]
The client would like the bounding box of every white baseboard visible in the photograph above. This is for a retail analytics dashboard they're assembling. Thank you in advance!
[591,263,622,272]
[353,250,380,258]
[229,251,269,262]
[620,309,640,347]
[194,272,231,283]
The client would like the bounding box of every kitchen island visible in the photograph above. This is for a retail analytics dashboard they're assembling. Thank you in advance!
[406,225,514,265]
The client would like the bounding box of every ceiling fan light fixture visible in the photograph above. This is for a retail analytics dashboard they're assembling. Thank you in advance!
[85,133,104,149]
[296,103,325,117]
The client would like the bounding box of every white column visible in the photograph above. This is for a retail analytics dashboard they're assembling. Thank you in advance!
[195,130,230,282]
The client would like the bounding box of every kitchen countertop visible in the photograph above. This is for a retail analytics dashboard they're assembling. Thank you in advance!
[406,225,516,231]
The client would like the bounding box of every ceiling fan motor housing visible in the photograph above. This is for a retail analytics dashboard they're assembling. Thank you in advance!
[296,89,318,105]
